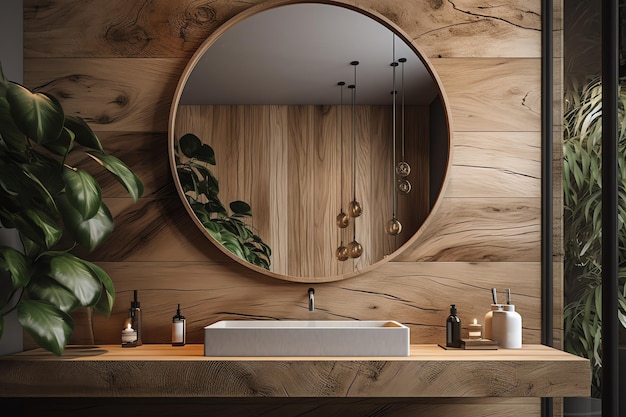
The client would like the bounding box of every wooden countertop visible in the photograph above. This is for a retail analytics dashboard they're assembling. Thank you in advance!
[0,344,590,398]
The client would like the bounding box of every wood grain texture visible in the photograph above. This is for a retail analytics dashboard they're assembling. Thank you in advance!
[0,398,543,417]
[447,132,541,198]
[0,345,589,398]
[82,261,542,346]
[396,198,541,262]
[432,58,541,132]
[19,0,568,414]
[173,104,429,279]
[24,58,184,132]
[23,0,542,59]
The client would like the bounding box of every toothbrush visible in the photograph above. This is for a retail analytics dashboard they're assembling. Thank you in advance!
[506,288,511,305]
[491,288,498,304]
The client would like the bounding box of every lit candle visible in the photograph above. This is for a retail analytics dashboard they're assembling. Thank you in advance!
[468,318,482,340]
[121,321,137,347]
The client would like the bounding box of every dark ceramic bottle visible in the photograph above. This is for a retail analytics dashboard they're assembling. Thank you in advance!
[446,304,462,348]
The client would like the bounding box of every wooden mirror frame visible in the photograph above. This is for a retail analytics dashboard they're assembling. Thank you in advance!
[168,0,453,283]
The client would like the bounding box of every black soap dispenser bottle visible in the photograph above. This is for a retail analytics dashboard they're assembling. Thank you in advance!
[446,304,462,348]
[130,290,142,346]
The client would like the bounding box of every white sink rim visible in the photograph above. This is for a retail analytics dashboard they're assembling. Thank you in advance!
[204,320,410,357]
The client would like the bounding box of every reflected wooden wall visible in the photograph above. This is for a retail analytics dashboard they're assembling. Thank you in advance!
[22,0,558,415]
[174,104,429,278]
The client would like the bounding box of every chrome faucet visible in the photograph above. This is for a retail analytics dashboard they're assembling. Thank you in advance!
[308,288,315,311]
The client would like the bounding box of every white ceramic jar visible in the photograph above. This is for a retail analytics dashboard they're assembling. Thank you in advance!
[491,304,522,348]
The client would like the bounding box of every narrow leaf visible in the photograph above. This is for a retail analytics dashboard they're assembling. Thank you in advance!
[84,261,115,317]
[85,152,143,201]
[64,115,103,152]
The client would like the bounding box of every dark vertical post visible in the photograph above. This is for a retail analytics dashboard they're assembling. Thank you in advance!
[541,0,554,415]
[602,0,620,414]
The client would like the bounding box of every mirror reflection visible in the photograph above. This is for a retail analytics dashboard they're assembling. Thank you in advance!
[170,2,449,281]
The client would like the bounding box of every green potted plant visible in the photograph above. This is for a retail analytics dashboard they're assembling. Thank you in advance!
[0,63,143,355]
[562,74,626,399]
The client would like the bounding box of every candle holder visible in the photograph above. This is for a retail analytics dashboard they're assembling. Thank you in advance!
[121,319,138,348]
[468,318,482,340]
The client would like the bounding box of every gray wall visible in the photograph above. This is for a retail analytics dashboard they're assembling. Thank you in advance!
[0,0,23,355]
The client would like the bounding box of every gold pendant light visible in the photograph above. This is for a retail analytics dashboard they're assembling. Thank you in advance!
[347,61,362,258]
[396,57,411,195]
[336,81,349,261]
[386,36,402,236]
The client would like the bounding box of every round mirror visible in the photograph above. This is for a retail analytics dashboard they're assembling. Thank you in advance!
[169,1,450,282]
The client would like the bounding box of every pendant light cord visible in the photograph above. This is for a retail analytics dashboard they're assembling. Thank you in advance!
[338,81,345,246]
[351,61,358,203]
[400,58,406,162]
[339,81,345,214]
[391,36,398,219]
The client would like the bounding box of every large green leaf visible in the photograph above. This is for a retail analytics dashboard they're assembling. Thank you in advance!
[6,83,64,145]
[0,62,7,96]
[23,207,63,249]
[22,151,65,197]
[41,252,102,307]
[18,299,73,356]
[180,133,202,158]
[0,246,30,288]
[0,97,28,154]
[41,125,74,157]
[62,167,102,219]
[57,194,114,251]
[85,152,143,201]
[230,200,252,216]
[27,275,80,313]
[85,261,115,317]
[64,115,103,152]
[179,134,215,164]
[195,144,216,165]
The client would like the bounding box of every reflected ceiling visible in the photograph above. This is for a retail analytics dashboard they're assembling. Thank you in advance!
[180,3,438,106]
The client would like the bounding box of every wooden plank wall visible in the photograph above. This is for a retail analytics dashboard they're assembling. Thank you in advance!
[22,0,559,416]
[174,104,429,279]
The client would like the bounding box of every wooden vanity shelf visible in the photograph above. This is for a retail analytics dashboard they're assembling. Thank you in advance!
[0,344,589,398]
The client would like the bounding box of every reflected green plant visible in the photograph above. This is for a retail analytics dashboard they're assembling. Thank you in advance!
[174,133,271,270]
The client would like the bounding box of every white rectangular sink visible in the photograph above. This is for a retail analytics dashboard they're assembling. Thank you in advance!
[204,320,410,357]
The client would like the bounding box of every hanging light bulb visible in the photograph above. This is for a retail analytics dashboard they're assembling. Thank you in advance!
[387,35,402,236]
[336,243,349,261]
[336,81,350,229]
[348,200,362,218]
[348,61,362,218]
[348,239,363,258]
[396,57,411,196]
[397,178,412,194]
[386,217,403,236]
[336,211,350,228]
